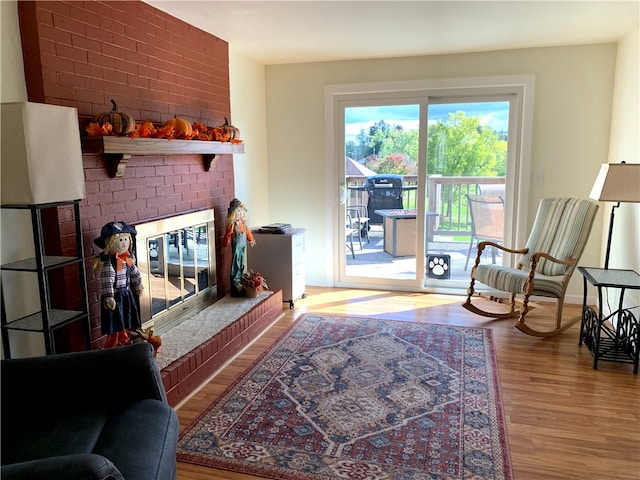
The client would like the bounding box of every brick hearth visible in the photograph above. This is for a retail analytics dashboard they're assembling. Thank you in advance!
[161,291,283,407]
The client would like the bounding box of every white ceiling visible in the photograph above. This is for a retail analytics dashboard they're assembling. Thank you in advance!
[145,1,639,65]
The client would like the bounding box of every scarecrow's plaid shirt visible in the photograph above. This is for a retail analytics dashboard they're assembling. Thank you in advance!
[100,257,142,299]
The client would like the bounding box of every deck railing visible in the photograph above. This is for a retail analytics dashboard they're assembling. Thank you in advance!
[347,175,505,238]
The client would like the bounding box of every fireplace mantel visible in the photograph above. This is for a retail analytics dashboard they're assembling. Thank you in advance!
[82,137,245,177]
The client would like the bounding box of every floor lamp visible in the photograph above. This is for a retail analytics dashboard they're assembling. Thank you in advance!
[1,102,85,205]
[589,162,640,269]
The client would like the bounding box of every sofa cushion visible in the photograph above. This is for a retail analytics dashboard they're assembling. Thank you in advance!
[1,409,110,465]
[94,399,179,480]
[1,453,124,480]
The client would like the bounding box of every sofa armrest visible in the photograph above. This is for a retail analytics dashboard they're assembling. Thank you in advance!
[1,343,166,419]
[1,454,124,480]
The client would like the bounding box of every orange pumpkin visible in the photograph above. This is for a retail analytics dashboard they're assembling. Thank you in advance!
[163,116,193,138]
[93,99,136,135]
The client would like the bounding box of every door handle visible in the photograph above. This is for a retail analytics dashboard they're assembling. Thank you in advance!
[339,184,346,205]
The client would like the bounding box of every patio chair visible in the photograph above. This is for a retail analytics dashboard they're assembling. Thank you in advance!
[463,197,599,337]
[346,213,356,259]
[465,194,504,270]
[347,205,370,248]
[479,183,505,197]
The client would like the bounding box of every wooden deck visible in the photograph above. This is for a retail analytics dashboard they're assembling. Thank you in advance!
[346,225,492,281]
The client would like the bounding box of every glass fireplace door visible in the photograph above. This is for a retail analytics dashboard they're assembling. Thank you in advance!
[136,210,215,332]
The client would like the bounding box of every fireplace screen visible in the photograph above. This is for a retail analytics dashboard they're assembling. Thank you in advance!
[135,210,216,331]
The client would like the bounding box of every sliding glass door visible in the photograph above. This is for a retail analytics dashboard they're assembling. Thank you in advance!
[344,102,421,286]
[423,98,512,287]
[331,78,532,292]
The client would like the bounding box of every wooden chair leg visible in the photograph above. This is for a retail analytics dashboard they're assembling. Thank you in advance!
[514,295,580,337]
[555,299,565,330]
[463,274,520,320]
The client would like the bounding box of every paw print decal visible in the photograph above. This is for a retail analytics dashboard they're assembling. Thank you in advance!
[427,255,450,279]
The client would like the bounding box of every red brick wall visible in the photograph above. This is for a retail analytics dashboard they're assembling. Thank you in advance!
[18,1,236,350]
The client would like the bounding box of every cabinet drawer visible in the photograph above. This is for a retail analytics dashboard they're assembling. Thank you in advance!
[292,263,305,299]
[291,234,305,265]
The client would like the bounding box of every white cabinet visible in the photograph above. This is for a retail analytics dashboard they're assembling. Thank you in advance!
[248,229,305,308]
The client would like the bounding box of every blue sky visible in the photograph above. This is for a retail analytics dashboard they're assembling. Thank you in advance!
[345,102,509,144]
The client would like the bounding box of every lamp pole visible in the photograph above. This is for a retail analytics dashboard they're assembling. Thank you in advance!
[604,202,620,270]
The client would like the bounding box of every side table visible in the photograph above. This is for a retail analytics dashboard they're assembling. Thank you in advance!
[577,267,640,374]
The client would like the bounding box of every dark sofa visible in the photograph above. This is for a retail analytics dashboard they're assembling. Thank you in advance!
[1,342,179,480]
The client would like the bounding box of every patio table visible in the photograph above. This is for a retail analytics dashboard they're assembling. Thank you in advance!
[375,209,438,257]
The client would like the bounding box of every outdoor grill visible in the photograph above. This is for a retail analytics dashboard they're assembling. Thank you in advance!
[366,174,404,224]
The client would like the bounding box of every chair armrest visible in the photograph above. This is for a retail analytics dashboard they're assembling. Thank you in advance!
[1,343,166,417]
[521,253,576,296]
[531,251,575,267]
[477,240,528,255]
[1,454,124,480]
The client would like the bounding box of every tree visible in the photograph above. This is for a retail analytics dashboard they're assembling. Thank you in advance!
[376,153,409,175]
[349,129,373,159]
[378,126,419,163]
[426,111,507,218]
[368,120,391,155]
[427,111,506,177]
[346,140,368,160]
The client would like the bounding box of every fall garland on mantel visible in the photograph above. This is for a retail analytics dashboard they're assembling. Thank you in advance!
[86,99,243,144]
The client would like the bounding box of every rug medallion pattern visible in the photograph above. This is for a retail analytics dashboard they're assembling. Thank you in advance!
[177,315,512,480]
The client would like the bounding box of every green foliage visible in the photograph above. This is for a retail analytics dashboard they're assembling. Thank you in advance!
[427,111,506,176]
[346,140,368,160]
[378,127,419,164]
[368,120,390,155]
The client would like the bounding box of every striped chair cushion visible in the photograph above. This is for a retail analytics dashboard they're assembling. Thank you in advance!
[475,264,566,298]
[517,198,599,277]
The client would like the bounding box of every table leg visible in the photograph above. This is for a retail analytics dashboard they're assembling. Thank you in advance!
[579,275,588,346]
[593,286,604,370]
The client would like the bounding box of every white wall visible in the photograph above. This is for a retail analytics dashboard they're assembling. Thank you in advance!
[604,26,640,308]
[228,51,271,228]
[0,1,27,103]
[262,44,619,299]
[1,1,47,357]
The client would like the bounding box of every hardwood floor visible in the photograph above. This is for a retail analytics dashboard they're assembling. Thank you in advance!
[175,287,640,480]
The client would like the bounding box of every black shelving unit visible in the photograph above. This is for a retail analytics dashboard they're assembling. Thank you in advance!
[1,200,91,358]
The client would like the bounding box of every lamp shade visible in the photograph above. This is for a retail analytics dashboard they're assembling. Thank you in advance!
[589,163,640,203]
[1,102,86,205]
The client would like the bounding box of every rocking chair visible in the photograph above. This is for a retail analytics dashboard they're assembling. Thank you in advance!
[463,197,599,337]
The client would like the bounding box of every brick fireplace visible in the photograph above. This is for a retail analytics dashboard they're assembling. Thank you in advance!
[17,1,239,351]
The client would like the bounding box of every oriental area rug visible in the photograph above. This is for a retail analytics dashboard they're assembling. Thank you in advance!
[176,314,513,480]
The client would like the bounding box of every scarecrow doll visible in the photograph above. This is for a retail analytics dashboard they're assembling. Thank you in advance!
[91,221,143,348]
[223,199,256,296]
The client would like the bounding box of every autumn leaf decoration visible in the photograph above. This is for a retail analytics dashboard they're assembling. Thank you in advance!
[85,119,243,143]
[86,122,113,136]
[239,270,268,290]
